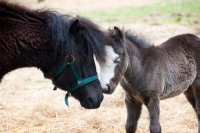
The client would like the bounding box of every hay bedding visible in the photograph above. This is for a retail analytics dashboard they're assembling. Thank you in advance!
[1,0,199,132]
[0,68,197,133]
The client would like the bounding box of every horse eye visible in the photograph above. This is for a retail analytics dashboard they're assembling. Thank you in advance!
[114,57,120,63]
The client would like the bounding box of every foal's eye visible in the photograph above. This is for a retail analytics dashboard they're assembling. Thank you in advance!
[114,57,120,63]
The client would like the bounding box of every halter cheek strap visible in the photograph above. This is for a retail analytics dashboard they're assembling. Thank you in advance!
[52,56,98,106]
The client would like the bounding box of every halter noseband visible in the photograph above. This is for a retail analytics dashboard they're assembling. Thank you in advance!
[52,55,98,106]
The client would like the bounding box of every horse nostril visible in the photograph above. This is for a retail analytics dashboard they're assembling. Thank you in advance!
[106,84,110,92]
[88,97,92,103]
[103,84,110,93]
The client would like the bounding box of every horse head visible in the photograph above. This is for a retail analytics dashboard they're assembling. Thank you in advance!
[99,27,129,94]
[50,17,107,109]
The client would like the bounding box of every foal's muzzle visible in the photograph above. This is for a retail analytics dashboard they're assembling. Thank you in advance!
[103,84,111,94]
[102,81,116,94]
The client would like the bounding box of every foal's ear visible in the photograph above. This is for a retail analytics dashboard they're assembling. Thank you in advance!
[69,19,81,36]
[113,26,123,42]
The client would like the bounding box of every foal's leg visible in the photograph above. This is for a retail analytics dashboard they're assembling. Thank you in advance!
[125,94,143,133]
[191,81,200,133]
[184,86,196,109]
[142,90,161,133]
[121,79,142,133]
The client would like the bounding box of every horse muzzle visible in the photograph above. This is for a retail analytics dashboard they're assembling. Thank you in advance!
[103,81,117,94]
[80,94,104,109]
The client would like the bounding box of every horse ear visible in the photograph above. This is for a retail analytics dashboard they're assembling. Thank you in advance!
[112,26,125,55]
[113,26,123,42]
[69,19,80,36]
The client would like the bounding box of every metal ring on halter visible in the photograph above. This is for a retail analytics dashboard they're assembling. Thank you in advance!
[65,55,75,62]
[70,55,75,62]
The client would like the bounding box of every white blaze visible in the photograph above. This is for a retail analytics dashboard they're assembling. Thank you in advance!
[99,46,118,89]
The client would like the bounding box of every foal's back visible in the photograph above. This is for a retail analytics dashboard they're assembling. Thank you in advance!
[158,34,200,99]
[160,34,200,74]
[161,34,200,55]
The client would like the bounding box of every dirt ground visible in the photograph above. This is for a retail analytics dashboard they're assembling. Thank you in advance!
[1,0,200,133]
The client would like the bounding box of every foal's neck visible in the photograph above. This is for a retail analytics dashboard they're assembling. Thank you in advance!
[124,39,164,89]
[124,39,154,82]
[125,40,144,73]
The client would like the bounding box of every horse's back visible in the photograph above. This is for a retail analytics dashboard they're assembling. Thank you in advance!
[159,34,200,99]
[161,34,200,50]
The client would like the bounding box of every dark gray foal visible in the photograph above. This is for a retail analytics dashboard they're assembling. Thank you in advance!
[100,27,200,133]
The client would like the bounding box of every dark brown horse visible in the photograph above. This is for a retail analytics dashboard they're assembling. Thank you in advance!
[100,27,200,133]
[0,1,109,109]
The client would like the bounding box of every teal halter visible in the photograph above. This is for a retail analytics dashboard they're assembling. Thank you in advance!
[52,56,98,106]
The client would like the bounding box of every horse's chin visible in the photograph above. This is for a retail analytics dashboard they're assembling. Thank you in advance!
[79,96,103,109]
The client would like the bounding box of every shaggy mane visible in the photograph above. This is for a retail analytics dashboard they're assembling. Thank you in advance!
[124,30,153,49]
[72,16,106,61]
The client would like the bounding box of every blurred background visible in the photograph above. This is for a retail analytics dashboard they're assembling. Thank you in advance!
[1,0,200,132]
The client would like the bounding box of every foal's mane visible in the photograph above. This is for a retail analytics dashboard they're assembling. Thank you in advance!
[124,30,153,49]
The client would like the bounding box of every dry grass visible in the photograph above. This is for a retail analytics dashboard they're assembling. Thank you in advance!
[0,68,198,133]
[1,0,200,133]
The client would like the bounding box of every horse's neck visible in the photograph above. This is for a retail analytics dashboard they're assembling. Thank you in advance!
[125,42,143,73]
[124,42,152,84]
[124,42,165,89]
[0,2,67,80]
[0,24,56,78]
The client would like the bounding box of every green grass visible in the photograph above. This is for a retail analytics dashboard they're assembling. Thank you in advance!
[79,0,200,24]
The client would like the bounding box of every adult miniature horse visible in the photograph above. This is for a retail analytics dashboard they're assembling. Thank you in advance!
[100,27,200,133]
[0,1,107,109]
